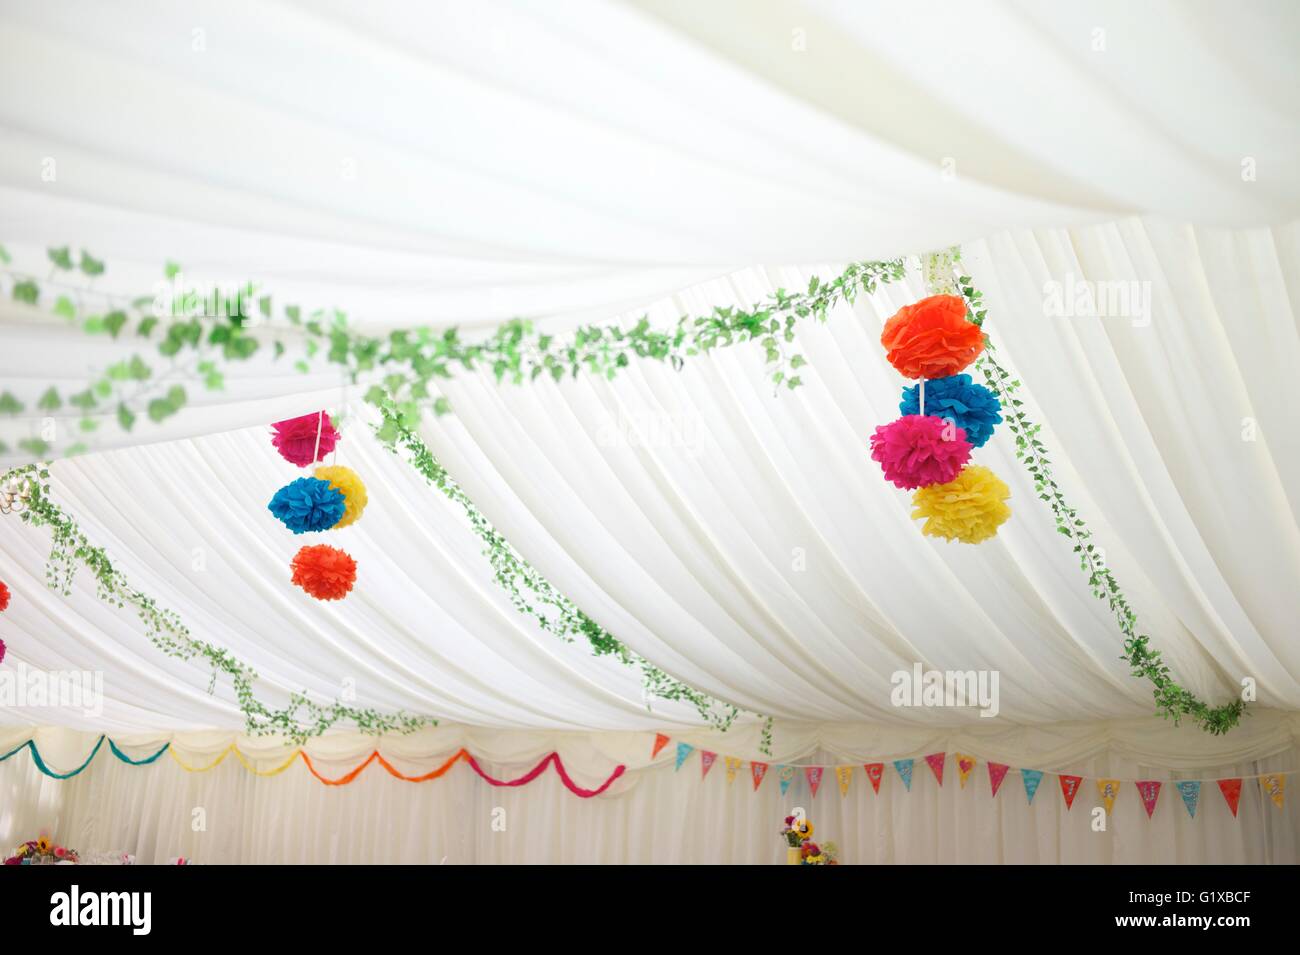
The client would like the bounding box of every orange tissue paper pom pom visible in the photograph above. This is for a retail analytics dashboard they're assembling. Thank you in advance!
[291,545,357,601]
[880,294,984,380]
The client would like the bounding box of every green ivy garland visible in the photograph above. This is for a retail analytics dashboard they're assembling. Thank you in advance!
[0,244,905,463]
[931,252,1245,735]
[1,463,433,743]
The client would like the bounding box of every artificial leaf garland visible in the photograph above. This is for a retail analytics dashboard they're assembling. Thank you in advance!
[0,463,429,742]
[930,250,1246,736]
[370,397,775,750]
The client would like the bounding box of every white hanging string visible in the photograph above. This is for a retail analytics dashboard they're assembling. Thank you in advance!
[918,378,926,417]
[311,409,324,466]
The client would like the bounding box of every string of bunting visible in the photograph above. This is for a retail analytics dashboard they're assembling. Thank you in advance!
[651,734,1290,819]
[0,735,624,799]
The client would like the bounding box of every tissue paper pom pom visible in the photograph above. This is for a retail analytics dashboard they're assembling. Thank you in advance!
[911,465,1011,544]
[313,465,368,529]
[291,545,357,600]
[0,637,5,665]
[900,373,1003,448]
[881,295,984,379]
[271,411,339,467]
[268,478,346,534]
[0,580,8,612]
[870,415,972,490]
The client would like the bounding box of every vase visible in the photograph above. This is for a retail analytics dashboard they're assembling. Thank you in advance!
[786,846,802,865]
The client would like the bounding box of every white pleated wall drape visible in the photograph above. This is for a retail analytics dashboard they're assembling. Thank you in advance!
[2,723,1297,864]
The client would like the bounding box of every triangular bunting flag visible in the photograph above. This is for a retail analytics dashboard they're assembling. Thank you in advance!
[651,733,670,759]
[955,753,976,789]
[1097,779,1120,814]
[1059,774,1083,810]
[988,762,1010,798]
[1261,774,1285,809]
[894,759,914,791]
[674,742,694,771]
[836,765,853,796]
[1022,769,1044,805]
[805,766,824,797]
[724,756,742,785]
[700,751,717,779]
[778,765,796,796]
[751,761,769,791]
[1136,780,1162,818]
[1218,778,1242,817]
[1175,781,1201,818]
[864,763,884,794]
[925,752,946,786]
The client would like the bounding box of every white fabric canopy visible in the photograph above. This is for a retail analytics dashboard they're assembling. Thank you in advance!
[2,219,1298,738]
[1,0,1298,864]
[0,0,1296,327]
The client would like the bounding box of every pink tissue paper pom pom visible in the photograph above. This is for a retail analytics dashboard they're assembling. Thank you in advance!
[869,414,972,490]
[271,411,339,467]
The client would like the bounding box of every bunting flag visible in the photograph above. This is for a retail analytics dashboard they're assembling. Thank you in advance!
[725,756,742,785]
[925,752,946,786]
[700,751,718,779]
[864,763,884,794]
[778,764,796,796]
[894,759,914,791]
[836,765,853,796]
[1059,774,1083,810]
[1218,778,1242,817]
[805,766,824,797]
[674,742,694,771]
[1175,781,1201,818]
[1136,780,1162,818]
[1097,779,1120,814]
[651,733,670,759]
[751,761,769,791]
[1261,774,1285,809]
[988,762,1010,799]
[955,753,977,789]
[1022,769,1044,805]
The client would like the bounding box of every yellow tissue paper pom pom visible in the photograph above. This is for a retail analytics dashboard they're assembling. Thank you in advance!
[911,465,1010,544]
[314,465,368,529]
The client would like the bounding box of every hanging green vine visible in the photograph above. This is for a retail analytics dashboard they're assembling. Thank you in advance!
[0,244,905,464]
[932,253,1245,735]
[371,398,776,749]
[1,463,433,743]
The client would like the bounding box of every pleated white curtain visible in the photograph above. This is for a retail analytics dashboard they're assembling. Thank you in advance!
[3,723,1296,864]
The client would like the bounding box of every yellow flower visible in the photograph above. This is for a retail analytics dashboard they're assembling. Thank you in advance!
[807,853,825,864]
[314,465,368,529]
[793,819,814,841]
[36,837,51,853]
[911,465,1011,544]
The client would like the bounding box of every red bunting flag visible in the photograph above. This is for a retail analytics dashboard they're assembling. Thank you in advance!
[988,762,1010,798]
[864,763,884,794]
[955,753,977,788]
[1218,778,1242,817]
[1059,774,1083,809]
[1136,780,1162,819]
[651,733,670,759]
[925,752,946,786]
[751,761,769,791]
[805,766,824,797]
[700,751,717,779]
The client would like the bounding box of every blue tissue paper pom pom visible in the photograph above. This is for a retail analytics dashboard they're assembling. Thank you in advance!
[899,373,1002,448]
[268,477,345,534]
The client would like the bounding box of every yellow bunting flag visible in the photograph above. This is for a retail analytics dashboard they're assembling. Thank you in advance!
[955,753,977,788]
[1261,774,1285,809]
[724,756,742,785]
[1097,779,1121,814]
[836,765,853,796]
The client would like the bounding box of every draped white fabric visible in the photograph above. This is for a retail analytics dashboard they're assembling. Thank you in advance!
[1,0,1299,864]
[2,723,1297,863]
[0,0,1296,328]
[2,219,1297,736]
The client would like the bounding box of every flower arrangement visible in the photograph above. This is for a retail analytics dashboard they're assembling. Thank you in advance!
[4,835,79,865]
[781,815,839,865]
